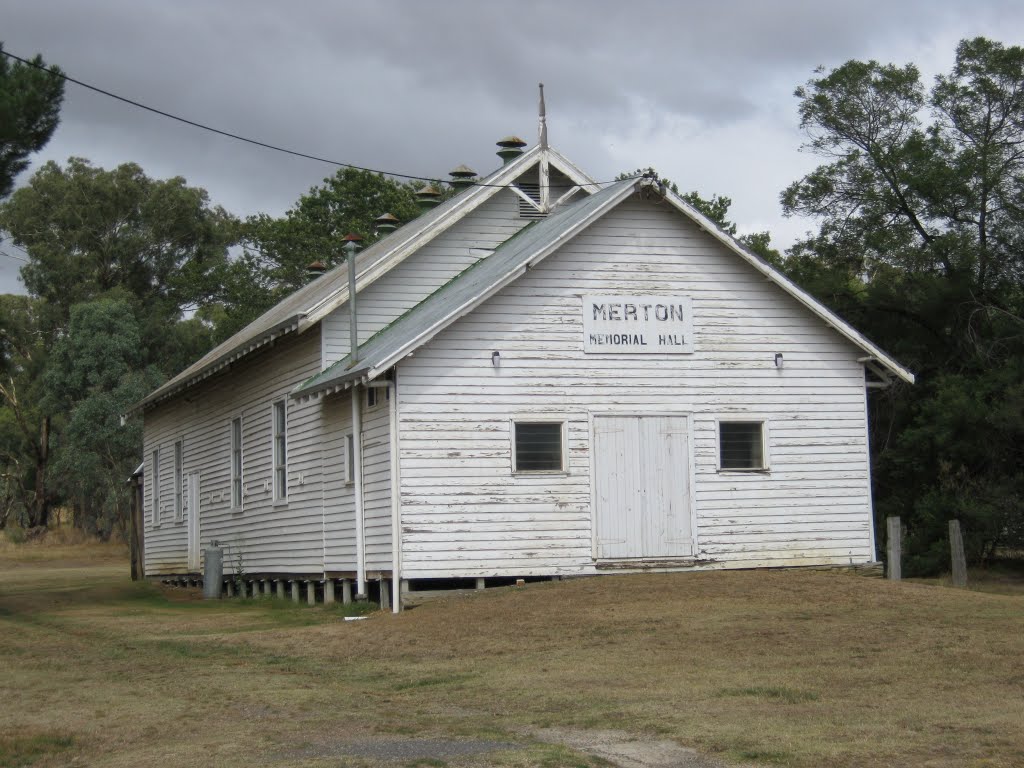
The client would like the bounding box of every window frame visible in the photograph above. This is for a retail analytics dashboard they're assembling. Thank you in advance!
[366,385,390,410]
[173,439,184,523]
[151,448,161,527]
[511,419,568,475]
[344,432,355,485]
[716,418,770,473]
[272,400,288,502]
[230,416,244,511]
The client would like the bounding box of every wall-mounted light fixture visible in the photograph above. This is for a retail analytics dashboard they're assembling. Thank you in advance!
[491,351,501,367]
[774,352,784,368]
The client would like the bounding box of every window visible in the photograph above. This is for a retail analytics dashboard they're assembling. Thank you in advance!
[230,417,243,509]
[344,433,355,484]
[272,400,287,501]
[173,440,184,522]
[366,385,390,409]
[151,448,161,526]
[719,421,767,471]
[513,421,565,472]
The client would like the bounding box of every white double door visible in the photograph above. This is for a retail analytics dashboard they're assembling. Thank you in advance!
[593,415,693,560]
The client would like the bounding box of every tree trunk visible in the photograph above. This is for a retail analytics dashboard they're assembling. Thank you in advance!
[30,416,51,529]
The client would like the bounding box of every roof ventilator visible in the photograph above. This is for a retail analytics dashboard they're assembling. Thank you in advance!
[374,212,399,236]
[306,260,327,280]
[496,135,527,164]
[416,183,441,210]
[448,164,478,192]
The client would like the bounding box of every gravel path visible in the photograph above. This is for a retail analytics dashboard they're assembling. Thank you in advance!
[530,727,730,768]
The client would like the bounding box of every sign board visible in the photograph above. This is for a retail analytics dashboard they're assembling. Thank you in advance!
[583,295,694,354]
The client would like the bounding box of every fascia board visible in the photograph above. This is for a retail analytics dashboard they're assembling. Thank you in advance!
[660,190,916,385]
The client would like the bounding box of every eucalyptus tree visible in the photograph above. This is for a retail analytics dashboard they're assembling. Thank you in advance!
[782,37,1024,571]
[236,168,425,309]
[0,159,237,534]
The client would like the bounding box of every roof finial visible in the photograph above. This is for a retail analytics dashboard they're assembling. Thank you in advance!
[538,82,548,150]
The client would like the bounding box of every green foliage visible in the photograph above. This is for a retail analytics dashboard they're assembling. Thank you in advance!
[782,37,1024,572]
[0,158,238,344]
[0,294,51,529]
[0,159,238,535]
[618,168,781,264]
[680,190,737,235]
[45,299,163,537]
[225,168,424,338]
[616,166,680,194]
[0,43,64,200]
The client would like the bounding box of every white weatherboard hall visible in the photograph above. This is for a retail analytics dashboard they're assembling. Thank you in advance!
[134,111,913,611]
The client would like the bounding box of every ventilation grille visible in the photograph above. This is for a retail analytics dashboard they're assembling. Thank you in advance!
[515,182,547,220]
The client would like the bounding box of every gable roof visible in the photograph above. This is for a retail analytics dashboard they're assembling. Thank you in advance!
[293,177,914,400]
[132,145,596,413]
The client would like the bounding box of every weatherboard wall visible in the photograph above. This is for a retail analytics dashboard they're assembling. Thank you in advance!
[395,194,875,578]
[321,189,531,367]
[141,183,542,578]
[318,392,393,574]
[142,331,328,576]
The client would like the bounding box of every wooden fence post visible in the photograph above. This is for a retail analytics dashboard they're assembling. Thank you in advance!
[129,473,144,581]
[886,516,901,581]
[949,519,968,588]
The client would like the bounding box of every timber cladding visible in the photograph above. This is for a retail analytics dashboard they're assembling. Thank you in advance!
[394,198,874,578]
[139,144,905,588]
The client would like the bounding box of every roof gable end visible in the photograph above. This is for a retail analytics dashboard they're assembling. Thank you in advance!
[294,177,914,398]
[133,145,596,412]
[657,189,915,384]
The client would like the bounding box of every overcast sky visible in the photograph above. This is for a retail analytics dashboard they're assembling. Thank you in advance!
[2,0,1022,294]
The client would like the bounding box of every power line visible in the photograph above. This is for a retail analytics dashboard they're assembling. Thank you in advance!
[0,48,634,190]
[0,249,27,263]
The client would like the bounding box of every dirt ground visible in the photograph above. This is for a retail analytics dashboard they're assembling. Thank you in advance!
[1,544,1022,768]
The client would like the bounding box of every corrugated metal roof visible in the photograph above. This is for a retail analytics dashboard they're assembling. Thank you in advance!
[132,146,597,412]
[293,178,640,398]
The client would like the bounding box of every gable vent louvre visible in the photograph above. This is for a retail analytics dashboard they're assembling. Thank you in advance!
[515,182,547,220]
[416,183,441,210]
[448,164,478,192]
[496,135,527,165]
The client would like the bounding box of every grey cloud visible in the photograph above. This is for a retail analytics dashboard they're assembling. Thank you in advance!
[1,0,1023,297]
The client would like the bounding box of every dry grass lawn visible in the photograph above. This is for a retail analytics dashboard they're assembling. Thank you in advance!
[1,542,1022,768]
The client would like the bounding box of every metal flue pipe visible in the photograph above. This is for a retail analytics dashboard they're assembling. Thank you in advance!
[343,234,362,363]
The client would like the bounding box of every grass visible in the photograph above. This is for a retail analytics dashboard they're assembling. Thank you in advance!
[1,543,1023,767]
[718,686,819,704]
[0,732,75,768]
[910,560,1024,596]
